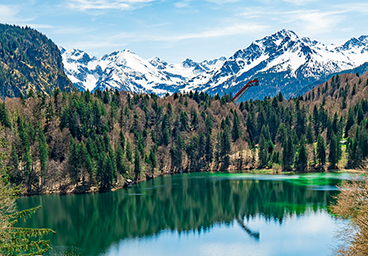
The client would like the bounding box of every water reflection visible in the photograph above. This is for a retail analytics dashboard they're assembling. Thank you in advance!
[16,173,346,255]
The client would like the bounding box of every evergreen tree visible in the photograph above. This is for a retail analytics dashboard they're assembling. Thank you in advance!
[295,106,306,139]
[23,149,33,191]
[101,154,114,191]
[316,135,326,167]
[116,145,126,176]
[205,132,213,164]
[126,140,132,162]
[345,109,355,137]
[0,102,11,129]
[282,135,294,171]
[10,144,21,185]
[38,128,48,186]
[134,147,141,180]
[328,132,338,169]
[191,110,199,130]
[179,111,189,132]
[68,138,80,184]
[205,115,213,133]
[170,132,183,172]
[221,126,231,169]
[276,123,287,144]
[258,134,267,168]
[306,122,315,144]
[119,130,125,151]
[149,149,156,169]
[232,110,242,141]
[296,136,308,172]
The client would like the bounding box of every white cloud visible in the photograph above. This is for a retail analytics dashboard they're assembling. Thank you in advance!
[24,24,56,29]
[282,0,316,6]
[0,5,18,23]
[174,2,189,8]
[113,23,268,41]
[240,7,346,35]
[67,0,155,11]
[285,10,345,34]
[205,0,240,3]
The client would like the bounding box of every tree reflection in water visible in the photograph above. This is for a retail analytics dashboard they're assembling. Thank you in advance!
[16,173,345,255]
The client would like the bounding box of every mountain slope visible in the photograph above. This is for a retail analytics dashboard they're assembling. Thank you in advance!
[0,24,74,98]
[61,47,225,95]
[204,30,368,100]
[62,29,368,100]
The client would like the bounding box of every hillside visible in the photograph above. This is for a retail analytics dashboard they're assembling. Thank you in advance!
[1,70,368,195]
[0,24,74,98]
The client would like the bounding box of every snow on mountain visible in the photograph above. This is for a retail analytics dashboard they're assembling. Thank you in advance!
[61,29,368,100]
[61,47,226,95]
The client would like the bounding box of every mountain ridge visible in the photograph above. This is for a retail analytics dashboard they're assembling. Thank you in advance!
[0,24,74,98]
[62,29,368,100]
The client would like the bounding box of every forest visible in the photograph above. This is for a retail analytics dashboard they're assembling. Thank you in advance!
[0,24,74,98]
[1,70,368,195]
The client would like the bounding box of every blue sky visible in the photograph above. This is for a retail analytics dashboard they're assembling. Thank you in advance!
[1,0,368,63]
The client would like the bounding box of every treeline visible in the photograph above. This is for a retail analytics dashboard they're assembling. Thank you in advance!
[1,71,368,193]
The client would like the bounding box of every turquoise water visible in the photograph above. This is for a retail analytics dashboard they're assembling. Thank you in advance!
[16,172,349,256]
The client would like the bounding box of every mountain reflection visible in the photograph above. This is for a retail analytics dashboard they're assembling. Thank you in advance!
[17,173,343,255]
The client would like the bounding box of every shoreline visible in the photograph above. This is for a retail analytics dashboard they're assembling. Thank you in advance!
[19,167,361,197]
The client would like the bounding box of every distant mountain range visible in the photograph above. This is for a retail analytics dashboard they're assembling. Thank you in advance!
[62,29,368,100]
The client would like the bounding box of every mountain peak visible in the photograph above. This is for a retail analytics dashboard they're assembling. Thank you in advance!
[61,29,368,100]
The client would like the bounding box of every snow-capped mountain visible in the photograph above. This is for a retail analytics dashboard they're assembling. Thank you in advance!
[61,29,368,100]
[60,47,225,95]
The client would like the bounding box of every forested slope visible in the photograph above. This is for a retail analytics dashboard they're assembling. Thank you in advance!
[1,70,368,194]
[0,24,74,98]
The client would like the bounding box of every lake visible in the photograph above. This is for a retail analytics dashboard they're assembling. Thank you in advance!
[16,172,349,256]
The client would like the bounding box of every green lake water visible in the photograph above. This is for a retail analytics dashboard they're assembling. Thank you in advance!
[16,172,350,256]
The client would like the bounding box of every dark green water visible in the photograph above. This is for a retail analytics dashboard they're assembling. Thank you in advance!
[16,172,349,256]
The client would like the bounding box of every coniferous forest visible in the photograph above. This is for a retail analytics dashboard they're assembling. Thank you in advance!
[0,70,367,195]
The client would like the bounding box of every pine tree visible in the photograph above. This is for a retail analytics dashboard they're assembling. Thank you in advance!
[170,132,183,172]
[296,136,308,172]
[126,140,132,162]
[205,132,213,164]
[134,147,141,181]
[0,171,54,255]
[282,135,294,171]
[23,149,33,191]
[149,149,156,169]
[328,132,338,169]
[345,109,355,137]
[0,102,11,129]
[38,128,48,187]
[232,110,242,141]
[179,111,189,132]
[119,130,125,151]
[316,135,326,167]
[68,138,80,184]
[258,134,267,168]
[116,145,126,176]
[306,122,315,144]
[276,123,287,144]
[10,144,21,185]
[221,126,231,170]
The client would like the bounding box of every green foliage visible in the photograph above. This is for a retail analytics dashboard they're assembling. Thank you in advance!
[316,135,326,167]
[232,110,242,141]
[328,132,338,169]
[282,136,294,171]
[134,147,141,180]
[0,24,74,99]
[295,136,308,172]
[0,134,54,255]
